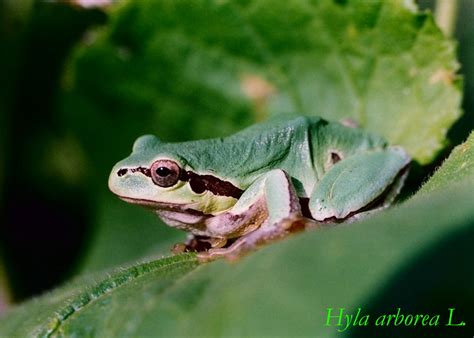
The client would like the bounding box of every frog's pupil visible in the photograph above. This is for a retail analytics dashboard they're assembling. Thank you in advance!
[156,167,171,177]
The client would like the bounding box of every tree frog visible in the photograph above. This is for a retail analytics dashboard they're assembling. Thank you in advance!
[109,116,410,261]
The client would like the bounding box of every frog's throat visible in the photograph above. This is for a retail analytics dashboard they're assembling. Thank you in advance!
[123,166,244,199]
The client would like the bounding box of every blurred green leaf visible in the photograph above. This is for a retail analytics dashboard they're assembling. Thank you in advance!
[1,178,472,337]
[61,0,462,169]
[61,0,463,273]
[260,0,462,165]
[418,131,474,194]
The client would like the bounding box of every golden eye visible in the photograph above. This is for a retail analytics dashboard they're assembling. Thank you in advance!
[150,160,181,187]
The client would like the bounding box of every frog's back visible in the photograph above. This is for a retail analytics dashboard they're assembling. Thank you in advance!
[170,116,316,182]
[229,115,321,141]
[306,117,387,179]
[220,116,321,180]
[172,115,386,192]
[224,115,388,192]
[235,116,386,191]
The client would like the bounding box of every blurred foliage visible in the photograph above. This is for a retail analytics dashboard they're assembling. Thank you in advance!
[61,0,462,166]
[0,0,106,300]
[451,0,474,144]
[0,0,473,336]
[0,0,35,311]
[59,0,463,274]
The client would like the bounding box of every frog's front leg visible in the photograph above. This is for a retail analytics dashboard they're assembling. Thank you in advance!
[309,146,410,221]
[197,169,306,262]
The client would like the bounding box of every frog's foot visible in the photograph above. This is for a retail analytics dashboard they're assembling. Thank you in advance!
[172,235,228,254]
[197,215,318,263]
[309,146,410,222]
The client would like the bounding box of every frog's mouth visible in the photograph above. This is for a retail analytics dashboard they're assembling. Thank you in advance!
[117,195,212,233]
[116,195,202,213]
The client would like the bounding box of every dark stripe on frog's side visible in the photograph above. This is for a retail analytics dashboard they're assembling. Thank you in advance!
[180,171,243,199]
[121,166,244,199]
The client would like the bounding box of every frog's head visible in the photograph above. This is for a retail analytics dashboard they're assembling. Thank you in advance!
[108,135,241,216]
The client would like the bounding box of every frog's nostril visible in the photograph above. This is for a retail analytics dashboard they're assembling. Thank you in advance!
[117,168,128,177]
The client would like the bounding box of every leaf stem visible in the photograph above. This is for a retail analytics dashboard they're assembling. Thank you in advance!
[434,0,459,37]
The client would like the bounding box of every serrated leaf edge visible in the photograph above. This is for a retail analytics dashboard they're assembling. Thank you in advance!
[34,253,197,337]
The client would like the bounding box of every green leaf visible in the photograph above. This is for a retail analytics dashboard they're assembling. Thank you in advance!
[61,0,461,168]
[261,0,462,165]
[78,194,184,273]
[417,131,474,194]
[1,182,472,337]
[0,254,199,336]
[60,0,463,273]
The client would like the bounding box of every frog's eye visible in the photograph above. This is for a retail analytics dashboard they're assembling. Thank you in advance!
[150,160,181,187]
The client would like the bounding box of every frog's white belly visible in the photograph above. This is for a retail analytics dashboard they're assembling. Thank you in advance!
[156,209,210,234]
[155,197,268,238]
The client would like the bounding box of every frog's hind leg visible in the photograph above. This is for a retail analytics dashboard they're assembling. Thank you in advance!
[198,169,306,262]
[308,146,410,222]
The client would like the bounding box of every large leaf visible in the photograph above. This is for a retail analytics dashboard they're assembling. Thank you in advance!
[418,131,474,194]
[0,254,199,336]
[1,178,472,336]
[61,0,462,272]
[64,0,460,164]
[2,122,473,334]
[3,123,472,334]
